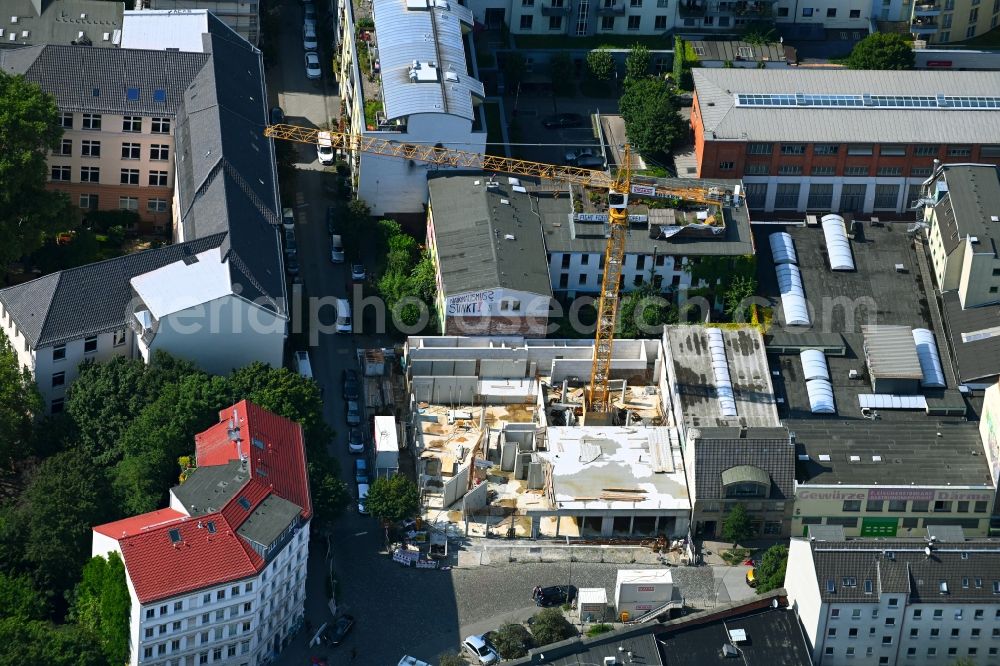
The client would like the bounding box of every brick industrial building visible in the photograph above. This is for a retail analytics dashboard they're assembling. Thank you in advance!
[690,69,1000,215]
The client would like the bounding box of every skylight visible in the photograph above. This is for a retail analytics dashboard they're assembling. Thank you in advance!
[734,92,1000,110]
[153,89,166,103]
[168,528,182,544]
[126,87,139,101]
[826,579,836,593]
[237,497,251,510]
[92,87,100,97]
[252,437,265,450]
[864,579,873,594]
[206,521,217,534]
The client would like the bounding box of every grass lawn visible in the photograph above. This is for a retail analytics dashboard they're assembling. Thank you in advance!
[484,102,505,157]
[514,33,672,50]
[954,27,1000,48]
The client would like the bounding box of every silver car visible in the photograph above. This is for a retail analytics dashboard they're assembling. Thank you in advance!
[305,52,321,80]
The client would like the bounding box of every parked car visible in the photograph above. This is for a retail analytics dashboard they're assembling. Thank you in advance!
[269,106,285,125]
[354,458,369,484]
[351,263,366,281]
[342,369,360,401]
[576,155,606,170]
[320,614,354,646]
[283,227,297,257]
[317,130,335,165]
[304,51,321,79]
[303,1,317,21]
[564,147,594,164]
[285,257,300,276]
[282,206,295,230]
[326,205,339,235]
[533,585,577,607]
[357,483,369,514]
[330,234,345,263]
[294,351,312,380]
[462,635,499,665]
[346,400,361,426]
[348,428,365,454]
[542,113,584,129]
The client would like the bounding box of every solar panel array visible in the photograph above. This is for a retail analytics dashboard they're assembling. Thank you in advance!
[734,93,1000,110]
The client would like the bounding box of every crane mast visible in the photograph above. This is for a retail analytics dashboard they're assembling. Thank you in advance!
[263,124,730,412]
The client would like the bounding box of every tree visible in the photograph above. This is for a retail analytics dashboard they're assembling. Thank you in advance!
[624,44,650,85]
[721,504,752,545]
[69,553,130,666]
[755,544,789,594]
[0,71,75,269]
[723,275,758,321]
[309,451,350,529]
[741,22,776,46]
[492,622,534,659]
[501,52,527,91]
[586,48,615,81]
[530,608,576,646]
[0,617,104,666]
[618,281,676,338]
[438,652,466,666]
[366,474,420,523]
[0,334,44,467]
[846,33,914,70]
[0,572,47,621]
[548,53,576,96]
[619,77,687,157]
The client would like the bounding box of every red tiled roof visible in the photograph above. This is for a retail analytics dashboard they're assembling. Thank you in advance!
[93,508,186,539]
[116,514,262,604]
[93,401,311,604]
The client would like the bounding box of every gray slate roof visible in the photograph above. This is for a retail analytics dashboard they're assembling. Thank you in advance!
[691,426,794,501]
[236,494,303,547]
[0,43,208,115]
[807,538,1000,604]
[0,0,124,50]
[0,234,224,348]
[934,164,1000,256]
[692,69,1000,143]
[171,459,247,517]
[427,174,552,298]
[942,292,1000,384]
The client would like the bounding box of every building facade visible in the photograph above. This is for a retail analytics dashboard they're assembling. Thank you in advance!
[143,0,261,44]
[690,69,1000,215]
[909,0,1000,44]
[785,533,1000,665]
[337,0,486,216]
[91,401,311,666]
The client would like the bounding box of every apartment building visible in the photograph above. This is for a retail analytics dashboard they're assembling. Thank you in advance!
[426,174,553,336]
[336,0,486,215]
[691,69,1000,215]
[785,529,1000,665]
[0,13,286,412]
[142,0,261,44]
[497,0,680,37]
[910,0,1000,44]
[92,400,311,666]
[0,0,124,49]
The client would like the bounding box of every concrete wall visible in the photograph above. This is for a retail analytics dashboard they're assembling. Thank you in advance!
[981,383,1000,487]
[140,295,285,376]
[958,237,1000,308]
[409,376,479,404]
[548,250,692,296]
[784,538,823,662]
[772,0,871,29]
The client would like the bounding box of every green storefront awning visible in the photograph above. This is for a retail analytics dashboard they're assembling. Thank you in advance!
[722,465,770,487]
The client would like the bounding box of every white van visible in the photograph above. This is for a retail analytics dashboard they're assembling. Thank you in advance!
[357,483,370,514]
[336,298,352,334]
[330,234,345,263]
[294,350,312,379]
[317,131,335,165]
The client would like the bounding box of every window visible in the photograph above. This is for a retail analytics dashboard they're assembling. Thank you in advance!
[848,144,873,156]
[655,15,667,28]
[934,500,952,512]
[849,8,860,15]
[885,617,895,626]
[831,609,840,618]
[51,165,71,182]
[742,183,767,208]
[948,146,972,157]
[747,142,772,155]
[851,608,862,619]
[887,500,907,512]
[81,140,101,157]
[910,167,932,178]
[915,144,939,156]
[119,197,138,211]
[113,329,126,347]
[81,166,100,183]
[772,182,801,208]
[51,398,64,413]
[628,15,641,29]
[144,647,153,659]
[934,609,943,619]
[807,184,833,210]
[53,344,66,361]
[874,184,900,209]
[151,117,171,134]
[825,648,834,656]
[866,499,884,512]
[217,590,226,601]
[58,139,72,156]
[84,336,97,354]
[928,648,938,656]
[148,198,168,213]
[51,372,65,388]
[912,500,930,512]
[781,143,806,155]
[843,500,862,512]
[59,112,73,129]
[981,145,1000,157]
[813,144,839,155]
[911,628,919,637]
[745,163,769,175]
[845,647,854,656]
[719,161,735,170]
[122,142,141,159]
[802,6,813,15]
[877,167,902,177]
[82,113,101,130]
[657,0,668,5]
[844,166,869,177]
[880,144,907,156]
[914,609,922,619]
[975,501,988,512]
[123,116,142,132]
[811,166,835,176]
[882,636,892,645]
[519,13,533,28]
[849,627,858,636]
[601,15,614,29]
[778,164,803,175]
[522,0,533,5]
[149,171,168,186]
[120,169,140,185]
[549,16,562,29]
[970,6,979,20]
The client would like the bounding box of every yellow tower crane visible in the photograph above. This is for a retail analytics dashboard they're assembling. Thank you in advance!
[264,124,730,411]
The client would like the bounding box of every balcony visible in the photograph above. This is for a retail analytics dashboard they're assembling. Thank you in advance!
[679,0,708,17]
[715,0,774,16]
[541,0,572,15]
[910,15,939,33]
[597,0,627,15]
[912,1,941,14]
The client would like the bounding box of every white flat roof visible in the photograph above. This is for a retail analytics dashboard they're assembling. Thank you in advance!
[130,247,233,318]
[539,427,689,511]
[121,9,210,52]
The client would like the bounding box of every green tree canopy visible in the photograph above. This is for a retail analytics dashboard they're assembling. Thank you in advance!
[69,552,130,665]
[0,571,47,621]
[618,281,677,338]
[309,450,350,530]
[548,53,576,96]
[0,334,44,466]
[586,48,615,81]
[625,44,651,85]
[0,71,75,268]
[530,608,576,646]
[492,623,534,659]
[438,652,466,666]
[721,503,752,545]
[619,77,688,157]
[366,474,420,523]
[0,617,104,666]
[845,33,914,70]
[723,275,759,321]
[755,544,789,594]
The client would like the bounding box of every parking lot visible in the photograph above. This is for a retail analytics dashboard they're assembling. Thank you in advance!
[506,93,618,167]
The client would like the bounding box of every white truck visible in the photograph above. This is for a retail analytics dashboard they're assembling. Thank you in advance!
[373,415,399,477]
